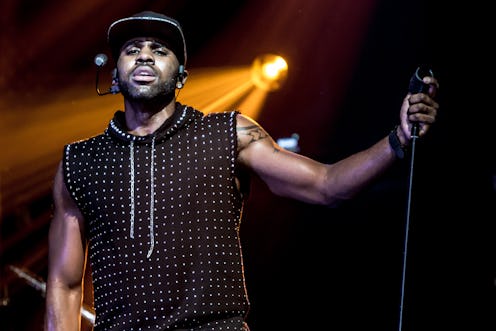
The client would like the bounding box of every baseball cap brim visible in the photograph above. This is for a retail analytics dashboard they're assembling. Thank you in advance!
[107,11,187,66]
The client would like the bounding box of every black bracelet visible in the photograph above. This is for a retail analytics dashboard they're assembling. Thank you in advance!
[388,125,408,159]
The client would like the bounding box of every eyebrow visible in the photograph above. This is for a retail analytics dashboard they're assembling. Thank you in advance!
[122,39,167,49]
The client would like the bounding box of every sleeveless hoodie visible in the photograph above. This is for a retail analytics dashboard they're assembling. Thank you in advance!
[63,102,250,330]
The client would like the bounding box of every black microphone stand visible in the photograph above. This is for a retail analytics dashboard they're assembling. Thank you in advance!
[397,124,419,331]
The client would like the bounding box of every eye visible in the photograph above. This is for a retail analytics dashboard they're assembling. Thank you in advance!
[153,48,168,56]
[124,46,140,55]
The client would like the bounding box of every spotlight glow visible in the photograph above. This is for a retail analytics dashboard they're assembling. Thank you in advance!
[251,54,288,92]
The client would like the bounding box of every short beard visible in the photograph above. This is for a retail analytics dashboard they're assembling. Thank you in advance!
[119,77,176,103]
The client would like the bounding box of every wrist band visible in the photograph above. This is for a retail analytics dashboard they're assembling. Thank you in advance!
[388,125,407,159]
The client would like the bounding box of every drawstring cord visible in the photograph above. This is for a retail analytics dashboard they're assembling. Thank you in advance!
[147,136,156,258]
[130,140,135,239]
[129,136,156,258]
[125,106,187,258]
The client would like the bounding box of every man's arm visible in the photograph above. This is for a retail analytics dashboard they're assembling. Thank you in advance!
[236,79,438,207]
[45,162,87,331]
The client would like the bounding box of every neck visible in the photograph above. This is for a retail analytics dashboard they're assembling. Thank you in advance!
[124,99,177,136]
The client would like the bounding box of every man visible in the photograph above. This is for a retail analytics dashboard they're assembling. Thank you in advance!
[45,11,439,331]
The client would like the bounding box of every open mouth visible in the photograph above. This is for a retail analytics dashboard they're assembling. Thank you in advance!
[132,67,157,83]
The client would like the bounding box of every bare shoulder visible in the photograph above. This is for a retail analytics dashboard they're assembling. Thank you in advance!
[52,161,83,218]
[235,113,274,151]
[235,113,264,132]
[53,161,65,195]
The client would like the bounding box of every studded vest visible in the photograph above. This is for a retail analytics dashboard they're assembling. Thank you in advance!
[63,103,250,330]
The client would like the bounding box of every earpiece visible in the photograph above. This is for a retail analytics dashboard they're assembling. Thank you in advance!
[111,68,118,80]
[110,68,120,94]
[176,65,188,89]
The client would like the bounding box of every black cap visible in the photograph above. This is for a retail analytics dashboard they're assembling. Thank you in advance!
[107,11,187,66]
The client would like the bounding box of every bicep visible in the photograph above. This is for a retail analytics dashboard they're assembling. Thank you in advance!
[236,115,328,204]
[47,162,86,288]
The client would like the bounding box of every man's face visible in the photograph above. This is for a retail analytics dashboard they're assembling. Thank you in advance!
[116,37,179,101]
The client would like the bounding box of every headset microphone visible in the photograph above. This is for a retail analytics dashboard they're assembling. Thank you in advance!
[94,53,108,67]
[94,53,119,96]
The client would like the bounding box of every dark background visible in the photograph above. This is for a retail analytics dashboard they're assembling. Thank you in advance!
[1,0,494,330]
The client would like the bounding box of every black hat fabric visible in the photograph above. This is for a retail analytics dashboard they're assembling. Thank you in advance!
[107,11,187,66]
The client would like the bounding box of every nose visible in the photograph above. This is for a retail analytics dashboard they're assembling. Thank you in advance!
[135,47,154,65]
